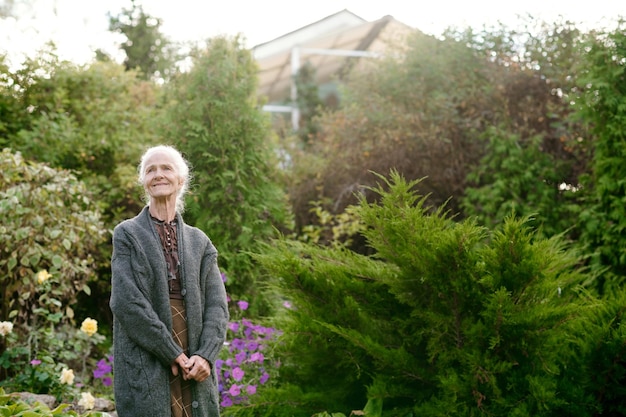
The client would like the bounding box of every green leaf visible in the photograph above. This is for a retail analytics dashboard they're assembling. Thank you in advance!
[50,403,72,414]
[7,257,17,272]
[18,411,45,417]
[62,239,71,250]
[363,398,383,416]
[49,298,62,307]
[52,255,63,268]
[49,229,62,239]
[47,312,63,323]
[29,253,41,268]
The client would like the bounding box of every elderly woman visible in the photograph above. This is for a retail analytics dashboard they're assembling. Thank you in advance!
[110,145,229,417]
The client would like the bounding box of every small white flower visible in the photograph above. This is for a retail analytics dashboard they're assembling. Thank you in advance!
[59,368,75,385]
[78,392,96,410]
[0,321,13,337]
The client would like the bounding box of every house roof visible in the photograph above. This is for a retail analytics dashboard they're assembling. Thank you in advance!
[253,9,414,104]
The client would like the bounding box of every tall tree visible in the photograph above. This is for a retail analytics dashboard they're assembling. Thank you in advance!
[460,19,591,241]
[576,20,626,288]
[162,35,291,311]
[3,54,162,222]
[108,1,177,81]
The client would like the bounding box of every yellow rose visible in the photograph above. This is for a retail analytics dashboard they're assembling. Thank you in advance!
[59,368,75,385]
[78,392,96,410]
[36,270,52,284]
[80,317,98,336]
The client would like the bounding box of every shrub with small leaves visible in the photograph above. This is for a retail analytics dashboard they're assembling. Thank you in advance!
[0,152,107,394]
[0,149,107,331]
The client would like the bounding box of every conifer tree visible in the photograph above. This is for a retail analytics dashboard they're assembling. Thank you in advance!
[253,171,598,417]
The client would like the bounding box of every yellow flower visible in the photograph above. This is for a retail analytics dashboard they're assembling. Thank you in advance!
[36,270,52,284]
[0,321,13,337]
[80,317,98,336]
[78,392,96,410]
[59,368,75,385]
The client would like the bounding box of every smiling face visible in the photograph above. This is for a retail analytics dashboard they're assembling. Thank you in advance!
[142,150,184,203]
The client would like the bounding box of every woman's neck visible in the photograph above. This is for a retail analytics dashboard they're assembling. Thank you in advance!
[149,199,177,223]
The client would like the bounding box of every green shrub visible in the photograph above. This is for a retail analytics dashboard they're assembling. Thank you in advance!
[253,171,599,416]
[0,149,108,400]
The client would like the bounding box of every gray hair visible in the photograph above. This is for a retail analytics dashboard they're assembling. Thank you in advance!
[138,145,191,213]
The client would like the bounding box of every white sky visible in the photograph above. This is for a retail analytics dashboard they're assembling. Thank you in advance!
[0,0,624,67]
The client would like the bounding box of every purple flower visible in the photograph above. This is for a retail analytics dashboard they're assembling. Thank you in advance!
[94,360,112,378]
[221,395,233,407]
[30,359,42,366]
[232,367,245,381]
[235,351,247,364]
[221,272,227,283]
[231,338,245,351]
[283,301,292,309]
[250,352,264,363]
[102,377,112,386]
[228,384,241,396]
[259,372,270,384]
[217,301,282,404]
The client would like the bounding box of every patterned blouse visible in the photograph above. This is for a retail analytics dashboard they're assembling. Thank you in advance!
[152,216,183,299]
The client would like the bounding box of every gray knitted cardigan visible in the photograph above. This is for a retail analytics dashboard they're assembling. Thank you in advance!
[110,206,229,417]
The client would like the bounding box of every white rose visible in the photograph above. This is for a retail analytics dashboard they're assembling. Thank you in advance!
[0,321,13,337]
[59,368,75,385]
[78,392,96,410]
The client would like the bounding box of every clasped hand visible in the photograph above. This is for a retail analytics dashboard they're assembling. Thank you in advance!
[171,353,211,382]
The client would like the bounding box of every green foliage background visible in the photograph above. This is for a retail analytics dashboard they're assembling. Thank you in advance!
[0,6,625,416]
[576,24,626,289]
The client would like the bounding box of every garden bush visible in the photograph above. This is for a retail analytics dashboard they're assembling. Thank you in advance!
[0,149,110,404]
[251,171,605,416]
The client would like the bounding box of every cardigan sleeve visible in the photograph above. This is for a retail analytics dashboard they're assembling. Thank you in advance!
[190,241,229,365]
[110,223,183,366]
